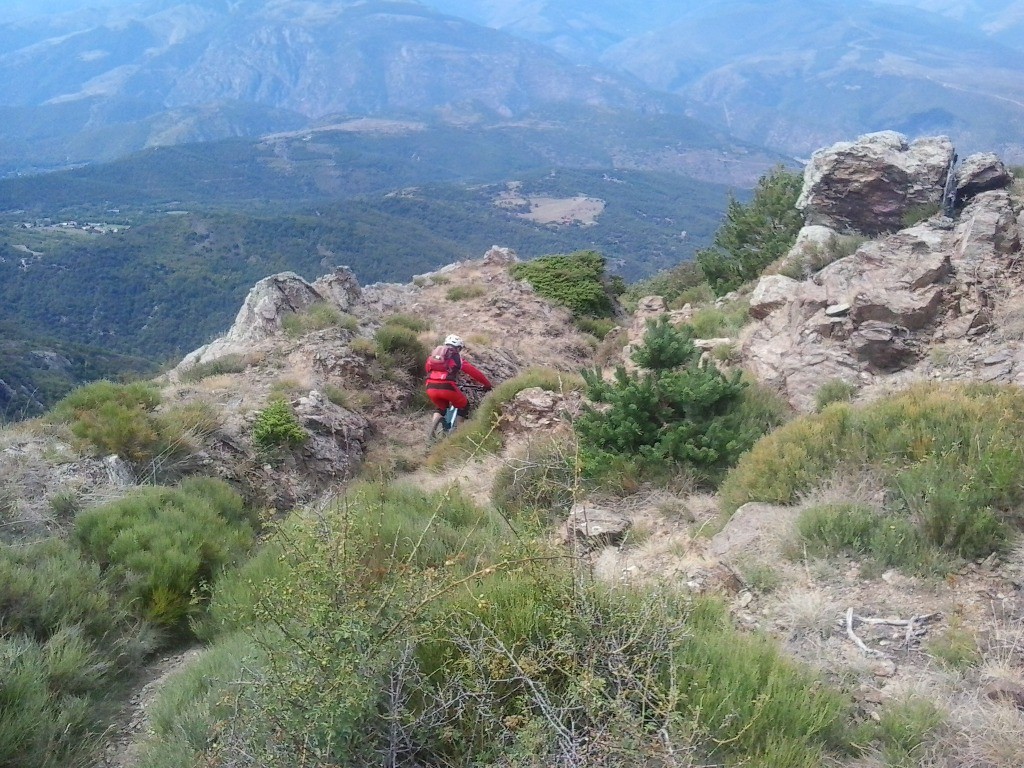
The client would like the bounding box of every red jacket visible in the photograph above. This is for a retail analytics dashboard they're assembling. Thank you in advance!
[425,352,491,390]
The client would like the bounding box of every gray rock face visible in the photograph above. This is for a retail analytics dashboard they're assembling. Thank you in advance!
[291,390,372,489]
[797,131,955,235]
[311,267,362,311]
[749,275,800,319]
[177,270,360,372]
[956,152,1012,202]
[740,158,1024,411]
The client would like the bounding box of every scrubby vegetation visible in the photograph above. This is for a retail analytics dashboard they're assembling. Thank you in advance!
[47,380,218,474]
[722,383,1024,568]
[510,249,621,318]
[0,479,256,768]
[696,166,804,296]
[281,302,358,337]
[251,399,308,452]
[127,482,857,768]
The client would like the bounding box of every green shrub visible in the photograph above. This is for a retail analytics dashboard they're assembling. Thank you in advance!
[383,313,430,332]
[510,250,617,317]
[137,633,264,768]
[0,537,134,645]
[775,233,865,280]
[48,380,165,462]
[251,399,307,451]
[491,436,578,523]
[902,203,941,228]
[0,539,159,768]
[574,315,617,339]
[925,615,981,670]
[0,633,101,768]
[814,378,858,410]
[138,481,859,768]
[73,480,255,632]
[445,284,487,301]
[795,503,947,575]
[576,318,781,485]
[688,299,750,338]
[722,383,1024,564]
[177,353,251,383]
[875,697,944,768]
[620,260,708,311]
[281,302,355,338]
[697,166,804,296]
[374,324,427,374]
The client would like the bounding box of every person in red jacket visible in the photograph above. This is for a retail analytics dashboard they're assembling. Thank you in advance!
[425,334,492,434]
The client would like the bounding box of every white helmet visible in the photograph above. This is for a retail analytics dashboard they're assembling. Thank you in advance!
[444,334,464,349]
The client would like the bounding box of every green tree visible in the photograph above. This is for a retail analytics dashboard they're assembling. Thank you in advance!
[576,318,761,482]
[697,166,804,295]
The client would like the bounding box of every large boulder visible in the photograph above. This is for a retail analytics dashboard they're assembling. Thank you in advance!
[797,131,955,235]
[956,152,1012,203]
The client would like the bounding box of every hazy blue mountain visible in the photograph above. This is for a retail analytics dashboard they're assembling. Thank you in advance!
[0,0,694,174]
[421,0,1024,161]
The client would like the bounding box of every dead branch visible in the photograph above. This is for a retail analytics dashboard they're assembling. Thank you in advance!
[845,609,942,655]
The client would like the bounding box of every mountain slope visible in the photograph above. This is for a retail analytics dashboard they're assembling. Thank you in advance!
[0,0,689,173]
[421,0,1024,161]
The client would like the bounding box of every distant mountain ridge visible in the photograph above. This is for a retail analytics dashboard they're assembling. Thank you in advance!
[0,0,690,174]
[421,0,1024,162]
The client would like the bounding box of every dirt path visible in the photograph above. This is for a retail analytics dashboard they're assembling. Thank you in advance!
[94,647,204,768]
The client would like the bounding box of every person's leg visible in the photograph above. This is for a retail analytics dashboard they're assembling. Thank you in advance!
[449,390,470,430]
[427,390,451,436]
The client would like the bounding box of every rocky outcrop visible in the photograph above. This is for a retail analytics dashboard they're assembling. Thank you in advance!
[176,269,358,373]
[500,387,581,434]
[797,131,955,235]
[740,138,1024,411]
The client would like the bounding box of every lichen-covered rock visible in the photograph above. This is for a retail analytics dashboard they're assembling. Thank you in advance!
[797,131,955,235]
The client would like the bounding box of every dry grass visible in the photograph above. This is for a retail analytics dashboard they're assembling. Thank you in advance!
[775,587,841,638]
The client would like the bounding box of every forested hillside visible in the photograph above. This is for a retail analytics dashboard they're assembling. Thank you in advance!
[0,167,733,363]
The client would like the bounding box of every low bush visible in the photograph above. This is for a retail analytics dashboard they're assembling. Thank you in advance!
[723,383,1024,564]
[574,315,617,339]
[688,299,750,339]
[875,697,944,768]
[491,435,579,523]
[383,313,430,332]
[177,354,251,383]
[139,483,856,768]
[251,398,307,451]
[795,503,948,575]
[48,380,164,462]
[445,284,487,301]
[815,378,858,410]
[0,538,158,768]
[281,302,356,338]
[374,324,428,374]
[510,250,617,317]
[576,318,784,486]
[620,260,708,311]
[73,479,256,633]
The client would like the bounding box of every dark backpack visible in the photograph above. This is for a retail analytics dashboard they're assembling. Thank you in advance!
[425,345,461,380]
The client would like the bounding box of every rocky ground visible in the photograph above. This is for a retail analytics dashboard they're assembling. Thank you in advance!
[4,131,1024,766]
